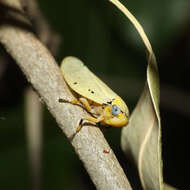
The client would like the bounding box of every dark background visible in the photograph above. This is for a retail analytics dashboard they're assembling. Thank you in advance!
[0,0,190,189]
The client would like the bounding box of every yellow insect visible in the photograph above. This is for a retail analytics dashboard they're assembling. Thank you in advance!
[59,56,129,132]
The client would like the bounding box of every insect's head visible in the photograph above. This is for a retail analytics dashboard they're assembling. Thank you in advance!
[103,96,129,127]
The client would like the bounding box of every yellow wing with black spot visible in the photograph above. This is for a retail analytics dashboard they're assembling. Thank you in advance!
[61,56,118,105]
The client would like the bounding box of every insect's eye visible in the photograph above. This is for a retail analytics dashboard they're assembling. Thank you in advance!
[112,105,121,116]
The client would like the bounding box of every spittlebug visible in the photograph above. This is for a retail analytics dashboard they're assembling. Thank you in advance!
[59,56,129,132]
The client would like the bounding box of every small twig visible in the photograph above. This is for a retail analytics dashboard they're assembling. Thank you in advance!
[21,0,61,56]
[25,87,42,190]
[0,0,132,189]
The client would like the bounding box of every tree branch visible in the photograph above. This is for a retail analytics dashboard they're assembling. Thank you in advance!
[0,0,132,189]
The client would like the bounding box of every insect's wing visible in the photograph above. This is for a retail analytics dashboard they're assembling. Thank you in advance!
[61,56,118,104]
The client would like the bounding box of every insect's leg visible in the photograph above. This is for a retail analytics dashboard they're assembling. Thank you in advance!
[78,97,92,112]
[59,98,90,111]
[71,99,79,104]
[85,115,104,123]
[59,98,80,105]
[76,119,84,132]
[76,115,104,132]
[59,97,102,132]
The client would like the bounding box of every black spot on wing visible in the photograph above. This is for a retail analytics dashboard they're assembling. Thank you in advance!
[107,98,115,104]
[107,101,112,104]
[73,82,77,85]
[88,89,95,94]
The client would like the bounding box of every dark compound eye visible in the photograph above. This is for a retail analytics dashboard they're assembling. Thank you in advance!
[112,105,121,116]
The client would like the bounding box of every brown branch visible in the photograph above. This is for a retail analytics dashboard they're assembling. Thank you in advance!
[0,0,132,189]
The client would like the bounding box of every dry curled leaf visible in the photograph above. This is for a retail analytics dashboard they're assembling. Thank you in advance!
[109,0,164,189]
[164,184,179,190]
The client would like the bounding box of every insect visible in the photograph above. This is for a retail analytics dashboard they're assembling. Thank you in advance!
[59,56,129,132]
